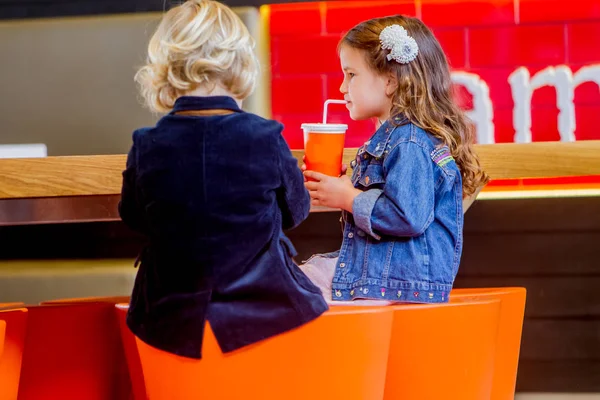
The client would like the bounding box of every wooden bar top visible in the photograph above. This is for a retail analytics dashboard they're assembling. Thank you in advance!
[1,141,599,200]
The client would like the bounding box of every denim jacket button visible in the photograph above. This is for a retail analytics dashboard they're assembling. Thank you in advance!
[347,232,354,238]
[339,262,346,268]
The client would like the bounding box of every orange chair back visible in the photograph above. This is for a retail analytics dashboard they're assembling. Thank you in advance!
[42,296,130,305]
[129,306,393,400]
[115,304,147,400]
[0,303,25,309]
[450,287,526,400]
[18,302,130,400]
[0,321,6,359]
[384,299,501,400]
[0,308,28,400]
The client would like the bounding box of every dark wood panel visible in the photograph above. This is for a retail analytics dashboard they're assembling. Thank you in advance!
[459,232,600,276]
[454,277,600,318]
[519,320,600,361]
[0,195,121,226]
[0,211,341,260]
[287,211,343,262]
[516,360,600,392]
[465,197,600,233]
[0,221,141,259]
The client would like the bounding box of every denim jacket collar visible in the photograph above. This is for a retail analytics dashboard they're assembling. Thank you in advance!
[365,120,394,158]
[364,115,407,158]
[170,96,242,114]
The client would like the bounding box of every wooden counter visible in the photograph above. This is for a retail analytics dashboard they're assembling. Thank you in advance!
[0,141,599,225]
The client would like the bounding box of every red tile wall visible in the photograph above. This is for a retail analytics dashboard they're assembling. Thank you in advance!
[269,0,600,152]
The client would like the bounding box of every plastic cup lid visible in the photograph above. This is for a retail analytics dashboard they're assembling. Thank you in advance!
[301,123,348,133]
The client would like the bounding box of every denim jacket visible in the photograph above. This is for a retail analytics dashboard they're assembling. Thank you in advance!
[119,96,327,359]
[324,118,463,303]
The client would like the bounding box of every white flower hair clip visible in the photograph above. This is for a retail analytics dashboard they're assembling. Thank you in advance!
[379,24,419,64]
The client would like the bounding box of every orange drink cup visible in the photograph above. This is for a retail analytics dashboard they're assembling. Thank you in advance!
[301,123,348,177]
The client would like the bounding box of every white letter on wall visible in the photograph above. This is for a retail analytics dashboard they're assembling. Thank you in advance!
[508,65,600,143]
[573,65,600,121]
[451,71,495,144]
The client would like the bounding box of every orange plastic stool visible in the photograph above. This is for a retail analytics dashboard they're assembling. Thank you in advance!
[0,307,28,400]
[0,321,6,359]
[17,301,130,400]
[122,305,393,400]
[450,287,527,400]
[42,296,130,305]
[384,299,501,400]
[115,304,147,400]
[0,303,25,309]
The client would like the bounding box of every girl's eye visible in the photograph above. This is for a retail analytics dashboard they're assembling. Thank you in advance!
[348,73,355,78]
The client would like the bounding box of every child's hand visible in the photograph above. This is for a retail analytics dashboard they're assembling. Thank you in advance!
[301,156,308,182]
[340,163,348,176]
[304,171,361,211]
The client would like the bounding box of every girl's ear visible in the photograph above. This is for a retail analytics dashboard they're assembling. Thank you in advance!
[385,72,398,97]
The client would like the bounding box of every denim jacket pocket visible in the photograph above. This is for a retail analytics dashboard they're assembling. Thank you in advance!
[358,164,385,187]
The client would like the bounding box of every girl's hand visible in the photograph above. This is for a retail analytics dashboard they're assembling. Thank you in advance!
[304,170,361,211]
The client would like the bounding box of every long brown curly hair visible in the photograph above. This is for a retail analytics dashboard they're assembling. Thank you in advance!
[339,15,489,197]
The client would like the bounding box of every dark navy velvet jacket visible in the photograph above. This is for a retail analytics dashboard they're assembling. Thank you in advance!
[119,96,327,358]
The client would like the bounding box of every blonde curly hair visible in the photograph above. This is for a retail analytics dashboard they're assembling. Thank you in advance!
[136,0,259,113]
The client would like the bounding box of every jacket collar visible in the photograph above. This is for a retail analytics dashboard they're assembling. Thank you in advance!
[364,115,407,157]
[170,96,242,114]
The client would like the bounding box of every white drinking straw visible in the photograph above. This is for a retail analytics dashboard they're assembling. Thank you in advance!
[322,99,348,124]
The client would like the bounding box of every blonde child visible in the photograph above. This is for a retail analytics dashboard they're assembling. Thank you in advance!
[119,0,327,359]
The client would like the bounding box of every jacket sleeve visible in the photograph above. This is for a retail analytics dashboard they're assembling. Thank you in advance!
[275,132,311,230]
[352,141,435,240]
[118,134,148,233]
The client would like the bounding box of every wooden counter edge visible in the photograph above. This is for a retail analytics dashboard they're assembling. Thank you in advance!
[1,141,599,200]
